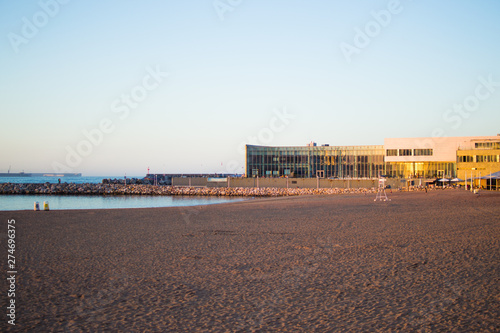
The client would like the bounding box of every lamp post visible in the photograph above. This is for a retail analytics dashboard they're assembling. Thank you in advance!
[470,168,474,192]
[490,168,492,191]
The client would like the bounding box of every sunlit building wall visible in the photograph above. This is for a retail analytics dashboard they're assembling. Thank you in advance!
[385,136,500,179]
[456,139,500,180]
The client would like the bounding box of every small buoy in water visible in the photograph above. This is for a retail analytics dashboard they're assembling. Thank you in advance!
[34,202,40,211]
[43,201,50,211]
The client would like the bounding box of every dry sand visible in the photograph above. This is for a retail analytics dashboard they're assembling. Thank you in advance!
[1,190,499,332]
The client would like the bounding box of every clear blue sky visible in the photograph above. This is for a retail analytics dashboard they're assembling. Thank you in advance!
[1,0,499,176]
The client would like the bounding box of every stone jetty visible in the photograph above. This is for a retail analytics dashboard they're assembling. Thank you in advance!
[0,183,378,197]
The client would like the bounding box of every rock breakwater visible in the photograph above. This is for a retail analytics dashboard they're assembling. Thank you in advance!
[0,183,378,197]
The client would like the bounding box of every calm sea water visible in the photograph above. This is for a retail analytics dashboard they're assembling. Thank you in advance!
[0,176,248,210]
[0,195,246,211]
[0,176,128,184]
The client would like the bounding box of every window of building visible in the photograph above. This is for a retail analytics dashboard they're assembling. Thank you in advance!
[475,142,500,149]
[476,155,500,162]
[458,155,473,163]
[399,149,412,156]
[386,149,398,156]
[414,149,433,156]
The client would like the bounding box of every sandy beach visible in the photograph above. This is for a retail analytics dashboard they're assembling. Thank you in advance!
[1,190,499,332]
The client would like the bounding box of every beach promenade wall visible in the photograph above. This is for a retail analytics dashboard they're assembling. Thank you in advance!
[171,177,209,187]
[171,177,401,189]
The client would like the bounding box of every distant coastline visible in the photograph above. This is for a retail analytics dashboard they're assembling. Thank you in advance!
[0,172,82,177]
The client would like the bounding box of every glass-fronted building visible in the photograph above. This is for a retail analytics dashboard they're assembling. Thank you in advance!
[246,144,385,178]
[246,135,500,179]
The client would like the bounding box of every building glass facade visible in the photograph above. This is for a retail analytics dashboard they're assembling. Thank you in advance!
[385,162,456,179]
[246,145,385,178]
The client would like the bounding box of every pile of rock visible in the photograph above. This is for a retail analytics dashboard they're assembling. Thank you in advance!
[0,183,379,197]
